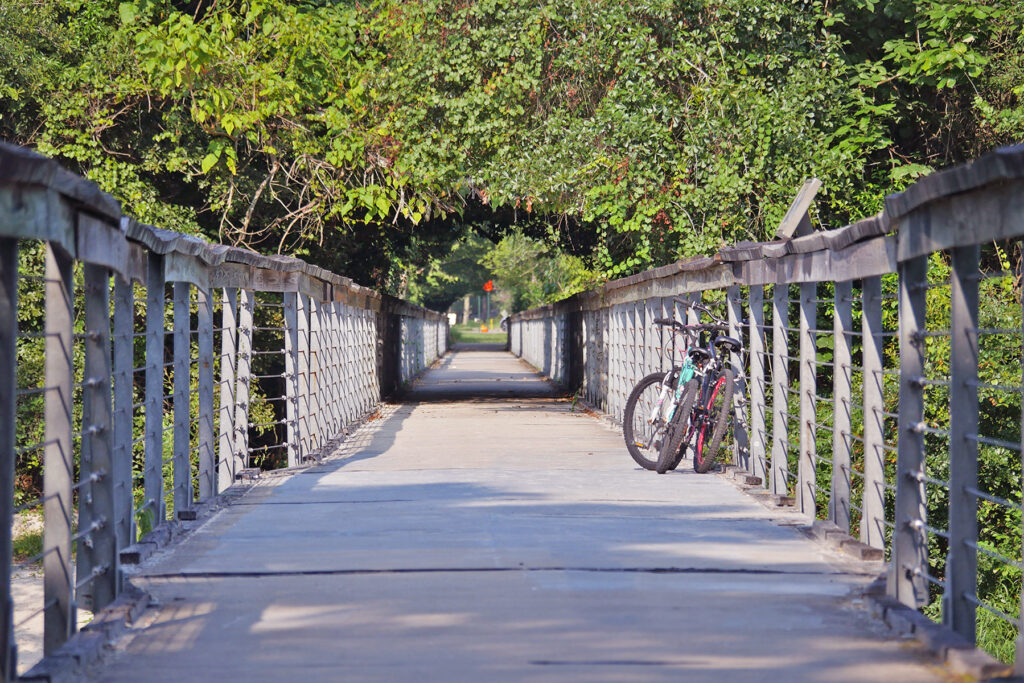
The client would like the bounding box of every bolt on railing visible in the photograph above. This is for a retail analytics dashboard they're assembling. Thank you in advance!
[510,144,1024,671]
[0,141,448,679]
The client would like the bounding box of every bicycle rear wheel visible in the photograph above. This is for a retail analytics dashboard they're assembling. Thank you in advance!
[693,368,735,473]
[622,371,674,470]
[656,378,698,474]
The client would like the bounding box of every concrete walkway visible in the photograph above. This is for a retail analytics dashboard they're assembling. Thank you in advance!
[88,345,950,682]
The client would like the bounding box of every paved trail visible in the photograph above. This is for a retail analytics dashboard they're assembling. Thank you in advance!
[88,345,950,682]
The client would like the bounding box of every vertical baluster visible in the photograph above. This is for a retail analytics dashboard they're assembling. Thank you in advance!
[0,239,17,677]
[81,263,117,611]
[297,294,311,460]
[948,245,980,642]
[144,254,165,525]
[728,286,749,470]
[284,292,299,467]
[862,276,886,548]
[771,285,791,496]
[172,282,191,518]
[112,277,133,548]
[1018,257,1024,677]
[308,298,322,451]
[749,285,767,486]
[832,280,853,532]
[43,243,74,654]
[196,287,214,500]
[891,256,929,607]
[234,289,254,472]
[217,288,237,492]
[799,282,817,518]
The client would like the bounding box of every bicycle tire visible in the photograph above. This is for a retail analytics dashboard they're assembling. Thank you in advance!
[622,371,674,470]
[656,378,698,474]
[693,368,735,473]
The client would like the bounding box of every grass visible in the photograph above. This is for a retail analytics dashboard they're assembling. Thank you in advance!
[12,530,43,564]
[450,323,508,344]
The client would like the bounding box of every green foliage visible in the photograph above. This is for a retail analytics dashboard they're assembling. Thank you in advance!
[5,0,1022,289]
[481,230,596,312]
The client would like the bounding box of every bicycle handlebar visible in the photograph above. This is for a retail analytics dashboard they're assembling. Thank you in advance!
[652,317,728,333]
[671,297,727,325]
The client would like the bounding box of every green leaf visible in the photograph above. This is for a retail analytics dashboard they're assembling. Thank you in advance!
[201,152,219,174]
[119,2,138,26]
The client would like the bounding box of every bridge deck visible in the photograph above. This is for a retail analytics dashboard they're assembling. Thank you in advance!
[88,346,949,682]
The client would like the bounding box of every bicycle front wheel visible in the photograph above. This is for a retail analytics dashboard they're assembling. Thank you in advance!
[693,368,735,473]
[656,378,698,474]
[622,371,674,470]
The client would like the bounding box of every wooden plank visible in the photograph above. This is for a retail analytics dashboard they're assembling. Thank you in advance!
[196,287,215,500]
[891,255,929,608]
[173,282,192,518]
[165,252,210,290]
[0,141,121,218]
[233,290,255,474]
[727,287,749,470]
[297,294,311,459]
[861,276,886,548]
[885,143,1024,221]
[897,180,1024,262]
[80,263,117,612]
[771,285,791,496]
[776,178,821,239]
[43,243,74,654]
[144,254,165,526]
[284,292,300,468]
[748,286,768,486]
[0,186,75,255]
[798,282,817,519]
[948,245,980,643]
[832,281,853,533]
[217,288,238,492]
[76,213,134,284]
[0,239,17,677]
[209,262,252,291]
[112,276,134,548]
[740,235,898,286]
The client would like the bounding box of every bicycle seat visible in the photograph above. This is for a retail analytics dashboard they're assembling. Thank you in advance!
[713,335,741,354]
[688,347,711,363]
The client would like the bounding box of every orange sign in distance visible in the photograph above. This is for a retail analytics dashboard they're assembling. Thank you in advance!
[483,280,493,292]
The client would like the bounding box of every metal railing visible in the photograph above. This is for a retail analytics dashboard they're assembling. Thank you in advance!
[0,141,448,678]
[510,144,1024,671]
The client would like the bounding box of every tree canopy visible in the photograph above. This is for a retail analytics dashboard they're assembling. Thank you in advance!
[1,0,1022,297]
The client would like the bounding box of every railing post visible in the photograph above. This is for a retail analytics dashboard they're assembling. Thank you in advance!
[43,243,74,654]
[948,244,980,642]
[284,292,300,467]
[0,238,18,679]
[172,281,192,518]
[1018,282,1024,677]
[771,284,791,496]
[297,294,311,458]
[144,253,166,526]
[861,276,886,548]
[798,281,817,518]
[217,288,237,492]
[112,276,134,549]
[748,286,767,485]
[234,289,254,473]
[727,286,749,469]
[891,255,929,607]
[832,280,853,532]
[196,287,214,500]
[309,298,323,451]
[80,263,117,612]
